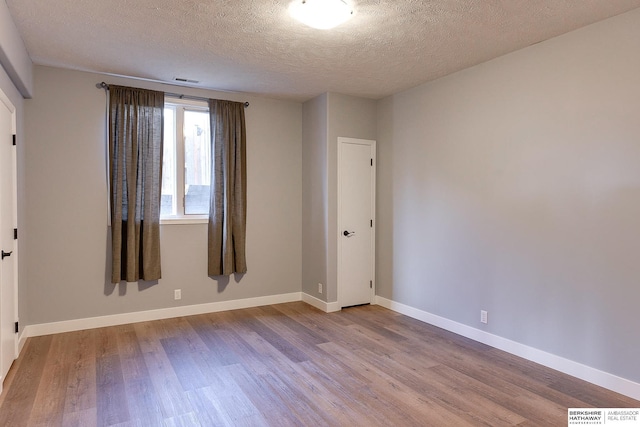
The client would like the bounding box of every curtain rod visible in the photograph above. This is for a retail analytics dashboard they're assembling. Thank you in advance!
[96,82,250,108]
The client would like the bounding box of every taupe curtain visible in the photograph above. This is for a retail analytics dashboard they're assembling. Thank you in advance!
[109,85,164,283]
[208,99,247,276]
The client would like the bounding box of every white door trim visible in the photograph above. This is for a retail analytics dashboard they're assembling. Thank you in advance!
[337,137,376,308]
[10,102,17,361]
[0,87,18,392]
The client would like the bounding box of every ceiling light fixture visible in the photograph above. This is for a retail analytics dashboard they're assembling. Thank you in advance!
[289,0,354,30]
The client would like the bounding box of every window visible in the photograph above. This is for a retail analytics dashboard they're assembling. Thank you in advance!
[161,98,211,222]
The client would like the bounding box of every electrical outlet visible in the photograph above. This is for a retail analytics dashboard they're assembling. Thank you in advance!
[174,289,182,300]
[480,310,488,324]
[318,283,323,294]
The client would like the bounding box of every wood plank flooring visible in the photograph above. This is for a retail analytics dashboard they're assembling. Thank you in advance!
[0,302,637,426]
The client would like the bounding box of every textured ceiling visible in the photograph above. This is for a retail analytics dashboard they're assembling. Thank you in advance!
[6,0,640,101]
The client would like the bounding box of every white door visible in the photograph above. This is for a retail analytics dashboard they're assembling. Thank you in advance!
[0,89,17,390]
[338,137,376,308]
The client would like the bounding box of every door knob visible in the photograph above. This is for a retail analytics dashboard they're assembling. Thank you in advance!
[343,230,356,237]
[1,250,12,260]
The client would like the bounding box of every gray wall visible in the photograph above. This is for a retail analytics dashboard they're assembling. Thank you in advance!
[0,0,32,97]
[302,94,328,300]
[23,66,302,325]
[302,93,377,304]
[377,8,640,382]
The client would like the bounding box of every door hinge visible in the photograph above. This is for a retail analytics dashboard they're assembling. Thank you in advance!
[370,219,373,228]
[370,158,373,166]
[12,134,16,146]
[14,322,18,334]
[14,228,17,240]
[370,280,373,289]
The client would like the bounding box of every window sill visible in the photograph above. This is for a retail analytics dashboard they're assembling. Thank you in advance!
[160,217,208,225]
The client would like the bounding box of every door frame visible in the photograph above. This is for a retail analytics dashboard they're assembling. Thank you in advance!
[0,86,18,389]
[337,137,376,308]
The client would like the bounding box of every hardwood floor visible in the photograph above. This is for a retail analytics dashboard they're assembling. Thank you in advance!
[0,302,637,426]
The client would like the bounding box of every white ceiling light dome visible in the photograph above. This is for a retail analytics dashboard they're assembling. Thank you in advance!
[289,0,355,30]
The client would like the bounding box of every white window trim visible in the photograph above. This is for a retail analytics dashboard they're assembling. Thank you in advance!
[160,217,208,225]
[161,97,211,225]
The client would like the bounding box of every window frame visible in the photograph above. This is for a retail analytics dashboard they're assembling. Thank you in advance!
[160,97,211,225]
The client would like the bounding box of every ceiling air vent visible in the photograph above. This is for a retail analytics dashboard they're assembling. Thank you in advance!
[174,77,199,84]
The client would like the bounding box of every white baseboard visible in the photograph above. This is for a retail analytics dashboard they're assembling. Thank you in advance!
[22,292,302,339]
[301,293,341,313]
[18,330,28,354]
[375,296,640,401]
